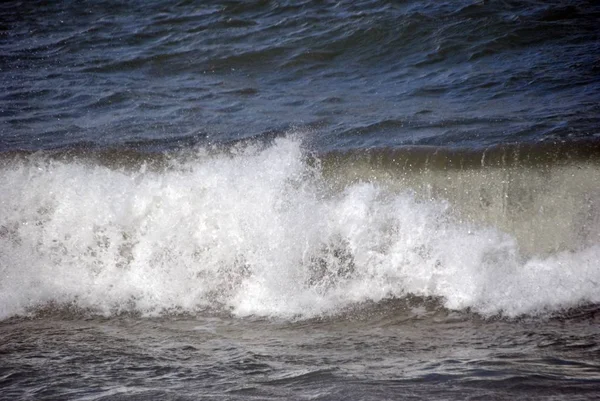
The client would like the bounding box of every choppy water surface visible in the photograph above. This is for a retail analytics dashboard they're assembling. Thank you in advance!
[2,307,600,401]
[1,0,600,399]
[1,0,599,150]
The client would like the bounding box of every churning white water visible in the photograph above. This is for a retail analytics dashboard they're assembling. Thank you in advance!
[1,137,599,320]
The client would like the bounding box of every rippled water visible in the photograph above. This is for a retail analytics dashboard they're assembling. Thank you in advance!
[1,1,600,400]
[2,306,600,401]
[1,0,599,150]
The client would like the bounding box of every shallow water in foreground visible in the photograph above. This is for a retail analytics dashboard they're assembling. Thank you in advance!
[2,304,600,401]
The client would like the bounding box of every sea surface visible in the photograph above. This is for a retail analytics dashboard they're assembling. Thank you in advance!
[1,0,600,400]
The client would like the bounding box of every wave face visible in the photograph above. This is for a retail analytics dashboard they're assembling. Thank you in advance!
[1,137,599,320]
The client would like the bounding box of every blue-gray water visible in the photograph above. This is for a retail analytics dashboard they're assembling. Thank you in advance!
[1,1,600,400]
[2,0,599,150]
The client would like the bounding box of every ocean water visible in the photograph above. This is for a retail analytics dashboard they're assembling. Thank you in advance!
[1,1,600,400]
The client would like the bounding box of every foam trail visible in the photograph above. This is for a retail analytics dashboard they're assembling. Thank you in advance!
[0,137,599,320]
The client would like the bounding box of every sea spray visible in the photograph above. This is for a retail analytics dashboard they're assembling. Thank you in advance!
[1,137,599,319]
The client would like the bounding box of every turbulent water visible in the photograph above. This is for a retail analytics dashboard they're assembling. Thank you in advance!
[1,1,600,400]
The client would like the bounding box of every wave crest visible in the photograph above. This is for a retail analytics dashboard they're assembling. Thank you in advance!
[1,137,599,320]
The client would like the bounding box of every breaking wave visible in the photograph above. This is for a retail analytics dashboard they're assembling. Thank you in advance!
[1,137,599,320]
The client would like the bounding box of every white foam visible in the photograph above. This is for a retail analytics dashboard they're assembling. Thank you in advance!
[1,137,599,320]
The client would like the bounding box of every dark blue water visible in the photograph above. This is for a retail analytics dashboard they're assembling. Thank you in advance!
[1,0,599,151]
[1,1,600,400]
